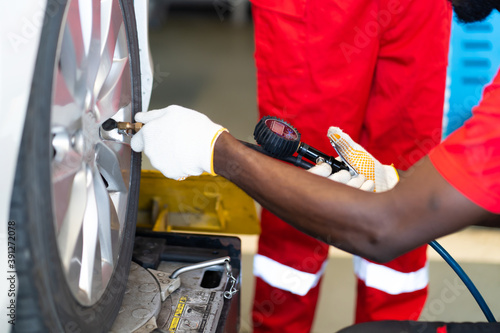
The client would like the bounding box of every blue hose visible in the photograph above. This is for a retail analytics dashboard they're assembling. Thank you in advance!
[429,240,496,322]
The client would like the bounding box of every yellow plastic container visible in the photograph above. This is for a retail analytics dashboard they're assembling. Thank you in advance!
[137,170,260,235]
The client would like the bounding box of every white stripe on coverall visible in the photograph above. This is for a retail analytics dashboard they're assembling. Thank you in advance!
[253,254,328,296]
[353,256,429,295]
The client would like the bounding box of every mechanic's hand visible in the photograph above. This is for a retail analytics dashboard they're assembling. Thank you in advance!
[307,161,375,192]
[131,105,227,180]
[326,127,398,192]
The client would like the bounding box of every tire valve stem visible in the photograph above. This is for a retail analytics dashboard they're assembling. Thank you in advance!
[102,119,143,136]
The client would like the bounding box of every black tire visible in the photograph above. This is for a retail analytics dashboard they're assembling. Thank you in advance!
[10,0,142,332]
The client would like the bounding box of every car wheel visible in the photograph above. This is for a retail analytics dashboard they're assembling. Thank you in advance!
[10,0,141,331]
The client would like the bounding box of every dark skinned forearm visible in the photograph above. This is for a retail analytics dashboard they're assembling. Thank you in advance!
[213,132,496,262]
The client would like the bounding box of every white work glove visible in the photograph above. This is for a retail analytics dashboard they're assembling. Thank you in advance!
[131,105,228,180]
[327,127,398,192]
[307,160,375,192]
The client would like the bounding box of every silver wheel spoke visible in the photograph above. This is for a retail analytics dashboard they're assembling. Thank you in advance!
[57,165,87,272]
[94,0,124,99]
[63,0,85,86]
[96,142,128,192]
[96,55,130,123]
[79,167,100,301]
[55,1,87,128]
[84,0,102,99]
[52,160,84,233]
[52,68,84,129]
[94,166,113,268]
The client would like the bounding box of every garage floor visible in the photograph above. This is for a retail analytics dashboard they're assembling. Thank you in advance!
[143,4,500,332]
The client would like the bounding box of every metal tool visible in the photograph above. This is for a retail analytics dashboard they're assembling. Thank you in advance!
[102,118,143,136]
[169,256,231,279]
[169,256,238,299]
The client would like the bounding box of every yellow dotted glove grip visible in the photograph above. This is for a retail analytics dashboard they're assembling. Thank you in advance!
[328,128,399,192]
[329,133,376,182]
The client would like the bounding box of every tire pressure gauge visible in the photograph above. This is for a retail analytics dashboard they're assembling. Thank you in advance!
[252,116,349,173]
[253,117,301,158]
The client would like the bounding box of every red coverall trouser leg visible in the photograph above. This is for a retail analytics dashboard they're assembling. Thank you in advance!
[250,0,452,331]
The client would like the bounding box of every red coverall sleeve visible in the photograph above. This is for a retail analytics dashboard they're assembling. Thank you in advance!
[430,69,500,214]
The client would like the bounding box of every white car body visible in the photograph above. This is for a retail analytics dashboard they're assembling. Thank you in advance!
[0,1,152,331]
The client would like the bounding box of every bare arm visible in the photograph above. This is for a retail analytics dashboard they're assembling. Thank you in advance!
[214,132,498,262]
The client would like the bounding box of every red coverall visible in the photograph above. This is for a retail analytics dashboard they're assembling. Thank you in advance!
[250,0,452,331]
